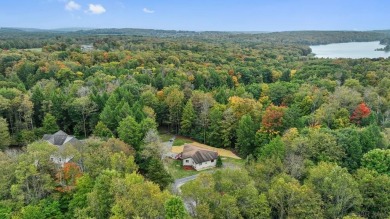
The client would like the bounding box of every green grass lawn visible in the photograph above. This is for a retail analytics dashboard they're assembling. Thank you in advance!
[159,133,174,142]
[172,138,193,146]
[164,159,198,179]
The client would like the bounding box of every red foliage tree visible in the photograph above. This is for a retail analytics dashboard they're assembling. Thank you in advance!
[350,102,371,125]
[261,104,287,135]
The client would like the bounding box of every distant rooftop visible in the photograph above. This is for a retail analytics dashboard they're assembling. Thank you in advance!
[42,130,81,147]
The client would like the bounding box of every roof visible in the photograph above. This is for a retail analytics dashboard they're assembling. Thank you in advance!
[42,130,81,147]
[181,144,218,164]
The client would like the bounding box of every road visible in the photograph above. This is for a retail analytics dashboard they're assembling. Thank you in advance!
[173,174,199,192]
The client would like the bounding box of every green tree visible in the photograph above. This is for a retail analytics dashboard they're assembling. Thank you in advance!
[0,152,16,199]
[86,170,117,219]
[110,172,171,219]
[181,100,196,136]
[208,105,225,148]
[0,118,11,150]
[336,128,363,171]
[360,125,384,154]
[361,149,390,175]
[145,158,173,190]
[93,121,113,139]
[19,204,45,219]
[71,96,97,138]
[305,162,362,218]
[306,129,344,164]
[99,94,119,131]
[68,175,94,218]
[11,142,58,205]
[117,116,142,150]
[221,108,236,148]
[236,114,256,157]
[354,168,390,218]
[42,113,59,134]
[165,87,184,134]
[213,169,271,219]
[246,158,284,193]
[165,196,188,219]
[268,174,323,219]
[213,194,242,219]
[257,136,285,161]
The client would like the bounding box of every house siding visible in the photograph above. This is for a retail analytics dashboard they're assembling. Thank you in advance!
[183,158,194,166]
[183,159,216,171]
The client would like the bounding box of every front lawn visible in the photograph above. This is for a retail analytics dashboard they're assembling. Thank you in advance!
[164,158,198,179]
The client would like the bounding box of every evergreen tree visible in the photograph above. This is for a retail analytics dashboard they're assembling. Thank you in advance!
[99,94,119,131]
[221,108,236,148]
[180,100,196,136]
[236,114,256,157]
[117,116,142,150]
[208,106,224,148]
[145,158,173,190]
[42,113,59,134]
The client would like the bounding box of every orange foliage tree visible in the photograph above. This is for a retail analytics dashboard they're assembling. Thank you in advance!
[261,104,287,135]
[56,162,82,192]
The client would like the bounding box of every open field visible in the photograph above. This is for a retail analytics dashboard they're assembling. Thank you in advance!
[171,141,241,159]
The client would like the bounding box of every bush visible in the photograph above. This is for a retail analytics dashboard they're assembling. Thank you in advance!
[216,156,223,168]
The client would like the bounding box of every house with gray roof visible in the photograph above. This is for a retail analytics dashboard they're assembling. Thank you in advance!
[42,130,81,166]
[180,144,218,171]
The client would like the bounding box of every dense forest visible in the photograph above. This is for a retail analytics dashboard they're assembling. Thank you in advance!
[1,29,390,218]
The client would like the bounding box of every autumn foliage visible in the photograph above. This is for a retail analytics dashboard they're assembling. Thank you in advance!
[56,162,82,192]
[261,104,287,135]
[350,102,371,125]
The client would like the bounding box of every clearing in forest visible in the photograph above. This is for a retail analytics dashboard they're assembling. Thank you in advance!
[171,141,241,159]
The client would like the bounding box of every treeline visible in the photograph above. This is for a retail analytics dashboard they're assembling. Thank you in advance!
[0,31,390,218]
[1,28,389,50]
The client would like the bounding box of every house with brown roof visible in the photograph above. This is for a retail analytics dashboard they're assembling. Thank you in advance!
[180,144,218,171]
[42,130,82,166]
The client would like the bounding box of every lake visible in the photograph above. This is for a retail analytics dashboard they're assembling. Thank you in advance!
[310,41,390,59]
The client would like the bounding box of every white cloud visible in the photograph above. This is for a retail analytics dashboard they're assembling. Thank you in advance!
[143,8,154,14]
[86,4,106,14]
[65,1,81,11]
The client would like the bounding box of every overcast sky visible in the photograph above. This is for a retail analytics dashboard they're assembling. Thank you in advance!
[0,0,389,31]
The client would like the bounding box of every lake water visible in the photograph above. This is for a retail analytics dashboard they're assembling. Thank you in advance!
[310,41,390,59]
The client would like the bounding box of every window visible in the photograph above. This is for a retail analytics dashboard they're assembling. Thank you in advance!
[211,159,214,162]
[186,160,189,163]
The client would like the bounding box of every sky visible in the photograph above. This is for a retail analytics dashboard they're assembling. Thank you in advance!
[0,0,389,31]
